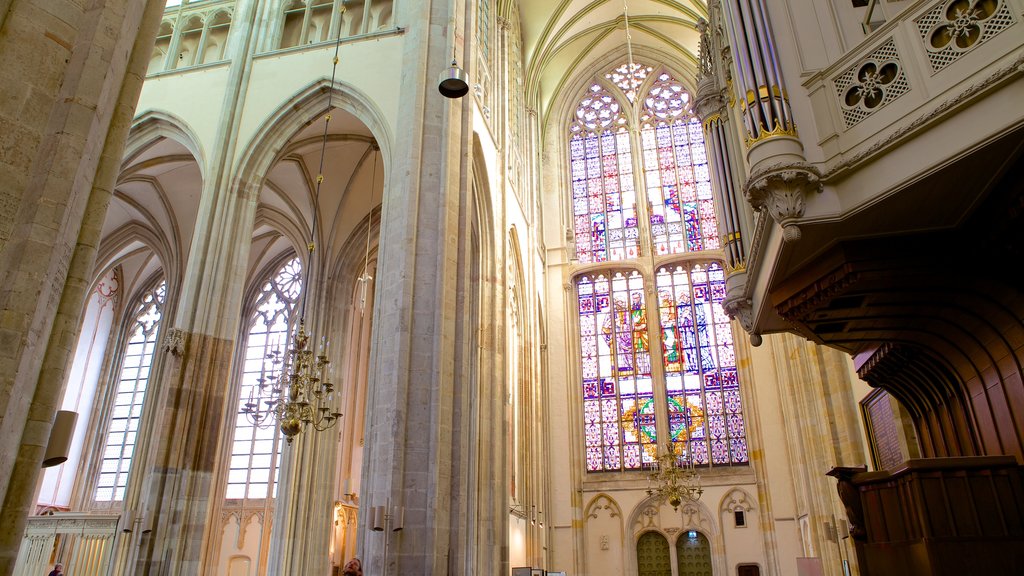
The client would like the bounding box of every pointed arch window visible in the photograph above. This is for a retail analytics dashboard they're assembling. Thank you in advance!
[95,279,165,502]
[569,85,638,263]
[578,270,655,471]
[226,256,302,500]
[641,73,719,255]
[571,64,748,473]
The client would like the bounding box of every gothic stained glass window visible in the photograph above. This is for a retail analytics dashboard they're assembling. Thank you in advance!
[641,73,720,256]
[477,0,491,64]
[95,280,165,502]
[657,263,746,465]
[571,63,747,473]
[578,271,656,471]
[227,257,303,500]
[569,84,638,264]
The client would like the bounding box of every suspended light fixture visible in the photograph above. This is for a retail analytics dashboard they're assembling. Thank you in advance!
[356,144,378,314]
[628,0,701,509]
[439,56,470,98]
[646,444,704,511]
[241,10,351,443]
[438,21,468,98]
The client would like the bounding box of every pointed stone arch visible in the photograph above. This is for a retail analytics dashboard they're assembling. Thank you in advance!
[627,494,728,575]
[583,493,626,575]
[719,487,756,516]
[124,110,206,180]
[233,78,393,203]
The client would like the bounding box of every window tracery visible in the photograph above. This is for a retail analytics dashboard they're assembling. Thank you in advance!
[569,85,637,264]
[226,256,302,500]
[95,279,166,502]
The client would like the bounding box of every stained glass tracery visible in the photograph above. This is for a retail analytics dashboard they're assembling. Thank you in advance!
[570,85,638,264]
[572,63,747,473]
[96,280,165,502]
[606,62,654,102]
[657,263,746,466]
[641,73,718,256]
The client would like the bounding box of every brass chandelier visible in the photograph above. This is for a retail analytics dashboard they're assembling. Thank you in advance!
[242,319,341,443]
[241,15,353,444]
[647,444,704,511]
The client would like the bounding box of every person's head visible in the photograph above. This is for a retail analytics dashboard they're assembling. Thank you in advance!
[53,565,63,573]
[343,557,361,573]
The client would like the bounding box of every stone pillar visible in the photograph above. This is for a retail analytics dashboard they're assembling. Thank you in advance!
[0,0,163,571]
[357,0,503,574]
[766,333,867,576]
[127,2,267,574]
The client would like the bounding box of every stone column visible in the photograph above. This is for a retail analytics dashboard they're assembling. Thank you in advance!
[127,2,267,574]
[357,0,502,574]
[0,0,163,571]
[766,333,867,576]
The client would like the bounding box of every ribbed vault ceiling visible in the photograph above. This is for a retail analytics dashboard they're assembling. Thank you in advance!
[515,0,708,121]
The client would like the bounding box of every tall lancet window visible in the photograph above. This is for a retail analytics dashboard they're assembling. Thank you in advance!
[640,73,719,255]
[95,279,165,502]
[227,256,302,500]
[572,63,748,473]
[569,85,638,263]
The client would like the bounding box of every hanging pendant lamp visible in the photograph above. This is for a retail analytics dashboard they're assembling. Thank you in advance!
[438,57,470,98]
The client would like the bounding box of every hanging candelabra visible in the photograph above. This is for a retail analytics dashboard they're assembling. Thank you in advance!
[242,320,342,443]
[647,444,704,511]
[241,9,351,444]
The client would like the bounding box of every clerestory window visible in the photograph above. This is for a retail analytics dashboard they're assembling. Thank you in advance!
[95,279,166,502]
[225,256,303,500]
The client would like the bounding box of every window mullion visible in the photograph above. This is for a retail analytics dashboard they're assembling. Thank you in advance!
[628,119,653,259]
[646,275,671,458]
[301,4,314,44]
[690,273,713,468]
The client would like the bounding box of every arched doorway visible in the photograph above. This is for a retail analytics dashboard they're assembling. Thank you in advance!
[675,530,712,576]
[636,531,671,576]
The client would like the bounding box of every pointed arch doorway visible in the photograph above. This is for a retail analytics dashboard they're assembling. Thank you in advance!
[676,530,712,576]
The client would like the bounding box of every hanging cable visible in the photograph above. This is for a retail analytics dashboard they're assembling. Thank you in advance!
[623,0,637,97]
[358,144,378,315]
[299,7,348,323]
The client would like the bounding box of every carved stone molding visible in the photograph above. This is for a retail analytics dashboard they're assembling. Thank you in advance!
[633,505,660,531]
[163,327,187,357]
[722,296,754,334]
[744,162,823,242]
[586,494,621,519]
[721,488,755,514]
[679,502,716,535]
